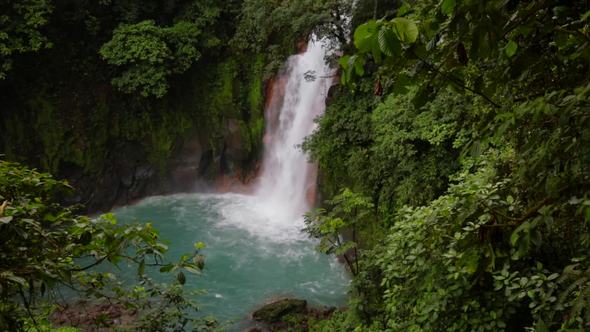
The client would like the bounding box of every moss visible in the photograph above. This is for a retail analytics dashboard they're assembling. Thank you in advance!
[3,112,30,163]
[145,109,192,171]
[2,49,271,188]
[246,55,266,157]
[30,93,65,174]
[187,58,242,157]
[226,54,267,162]
[183,54,266,165]
[236,117,264,158]
[247,54,265,118]
[5,84,195,176]
[212,59,240,118]
[81,95,110,173]
[148,126,174,171]
[249,116,265,157]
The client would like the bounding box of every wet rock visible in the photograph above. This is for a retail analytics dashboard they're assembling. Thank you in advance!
[57,125,258,213]
[198,149,216,179]
[246,328,265,332]
[252,298,307,323]
[223,118,249,164]
[248,298,341,332]
[134,164,155,181]
[297,39,309,54]
[326,84,340,105]
[167,134,202,191]
[174,134,203,166]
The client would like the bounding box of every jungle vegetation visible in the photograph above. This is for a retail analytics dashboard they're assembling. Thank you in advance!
[1,0,589,331]
[0,0,348,330]
[305,0,590,331]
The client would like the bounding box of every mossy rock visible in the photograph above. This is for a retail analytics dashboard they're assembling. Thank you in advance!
[252,298,307,323]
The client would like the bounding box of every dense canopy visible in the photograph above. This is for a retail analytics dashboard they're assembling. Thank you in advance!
[1,0,589,331]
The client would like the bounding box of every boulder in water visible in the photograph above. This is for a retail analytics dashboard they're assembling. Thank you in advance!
[249,298,339,331]
[252,298,307,323]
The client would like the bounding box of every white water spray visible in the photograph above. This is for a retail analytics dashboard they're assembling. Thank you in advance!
[209,36,334,242]
[254,37,334,227]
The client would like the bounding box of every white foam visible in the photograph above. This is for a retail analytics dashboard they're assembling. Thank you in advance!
[186,37,334,248]
[254,36,335,225]
[201,193,308,243]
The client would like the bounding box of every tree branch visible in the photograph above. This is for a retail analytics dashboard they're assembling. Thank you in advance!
[19,286,39,330]
[71,256,107,272]
[410,50,501,108]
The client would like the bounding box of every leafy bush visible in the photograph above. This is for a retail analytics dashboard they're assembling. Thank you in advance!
[0,160,213,331]
[305,0,590,330]
[0,0,53,79]
[100,20,202,97]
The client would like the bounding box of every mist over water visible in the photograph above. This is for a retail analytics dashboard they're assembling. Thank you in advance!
[114,36,347,327]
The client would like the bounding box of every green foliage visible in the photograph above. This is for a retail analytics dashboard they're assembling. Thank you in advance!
[369,87,465,210]
[233,0,353,73]
[305,84,464,212]
[303,89,375,199]
[0,0,302,203]
[353,17,418,57]
[306,0,590,330]
[341,15,419,84]
[309,310,365,332]
[100,20,201,98]
[441,0,455,16]
[305,189,375,275]
[369,149,590,331]
[21,305,79,332]
[373,150,517,330]
[0,0,53,79]
[29,93,65,173]
[0,160,214,330]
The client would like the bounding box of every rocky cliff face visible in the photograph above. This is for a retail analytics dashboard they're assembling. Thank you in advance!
[61,125,257,213]
[0,54,268,213]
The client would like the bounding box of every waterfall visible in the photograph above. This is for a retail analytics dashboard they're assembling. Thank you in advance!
[204,35,335,243]
[254,36,335,228]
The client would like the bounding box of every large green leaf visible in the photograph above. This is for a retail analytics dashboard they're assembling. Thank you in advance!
[351,55,366,76]
[354,20,379,52]
[378,25,401,57]
[391,17,419,44]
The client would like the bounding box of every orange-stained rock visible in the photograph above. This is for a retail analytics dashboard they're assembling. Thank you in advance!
[306,186,317,206]
[297,40,308,54]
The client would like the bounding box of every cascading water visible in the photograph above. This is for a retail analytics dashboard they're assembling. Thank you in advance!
[253,36,335,236]
[113,35,347,328]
